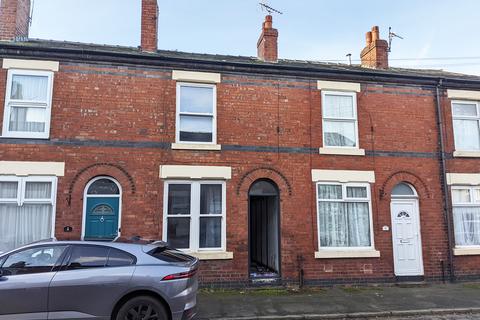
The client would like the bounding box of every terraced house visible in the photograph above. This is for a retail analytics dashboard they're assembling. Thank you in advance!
[1,0,480,286]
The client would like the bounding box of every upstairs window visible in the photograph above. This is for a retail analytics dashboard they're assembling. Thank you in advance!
[452,101,480,151]
[322,91,358,148]
[2,69,54,139]
[176,83,216,144]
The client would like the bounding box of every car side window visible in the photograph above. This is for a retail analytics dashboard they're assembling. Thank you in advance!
[66,245,109,270]
[1,246,67,276]
[107,248,135,267]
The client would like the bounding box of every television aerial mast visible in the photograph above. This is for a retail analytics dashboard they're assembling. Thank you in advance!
[388,27,404,52]
[259,1,283,15]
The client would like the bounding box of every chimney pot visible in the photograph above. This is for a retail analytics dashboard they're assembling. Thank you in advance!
[141,0,159,52]
[360,26,389,69]
[0,0,31,41]
[371,26,380,41]
[366,31,372,46]
[264,15,273,29]
[257,15,278,63]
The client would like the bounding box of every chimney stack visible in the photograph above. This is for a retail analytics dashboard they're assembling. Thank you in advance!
[360,26,389,69]
[257,15,278,62]
[0,0,31,41]
[141,0,159,52]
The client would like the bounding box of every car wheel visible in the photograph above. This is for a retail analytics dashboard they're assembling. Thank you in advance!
[116,295,168,320]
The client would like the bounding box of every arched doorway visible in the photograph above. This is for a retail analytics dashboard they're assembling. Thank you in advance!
[82,176,122,241]
[249,179,280,279]
[390,182,424,277]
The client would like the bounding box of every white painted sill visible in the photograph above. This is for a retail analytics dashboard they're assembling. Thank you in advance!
[1,132,50,139]
[453,150,480,158]
[187,251,233,260]
[453,247,480,256]
[171,143,222,151]
[314,249,380,259]
[319,147,365,156]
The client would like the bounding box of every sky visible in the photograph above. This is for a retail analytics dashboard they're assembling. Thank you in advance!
[27,0,480,75]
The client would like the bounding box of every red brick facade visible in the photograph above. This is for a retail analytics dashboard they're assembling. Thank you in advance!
[257,15,278,63]
[0,0,30,41]
[361,26,389,69]
[141,0,159,52]
[1,0,480,287]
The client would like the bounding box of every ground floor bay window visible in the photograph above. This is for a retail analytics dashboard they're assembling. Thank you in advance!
[163,181,226,253]
[316,183,374,251]
[0,176,57,253]
[452,186,480,247]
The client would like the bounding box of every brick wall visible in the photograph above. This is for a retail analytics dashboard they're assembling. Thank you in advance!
[141,0,158,52]
[440,90,480,280]
[0,58,474,285]
[0,0,30,41]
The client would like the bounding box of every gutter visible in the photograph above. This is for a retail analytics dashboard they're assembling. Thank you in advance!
[2,42,480,89]
[435,78,455,282]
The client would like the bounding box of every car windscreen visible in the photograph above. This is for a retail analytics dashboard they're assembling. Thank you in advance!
[148,247,196,263]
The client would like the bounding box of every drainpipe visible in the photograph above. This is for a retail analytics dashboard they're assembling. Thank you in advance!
[435,78,455,282]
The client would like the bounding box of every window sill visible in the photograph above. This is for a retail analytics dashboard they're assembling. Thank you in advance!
[453,150,480,158]
[187,251,233,260]
[171,143,222,151]
[453,247,480,256]
[319,148,365,156]
[1,134,50,139]
[314,249,380,259]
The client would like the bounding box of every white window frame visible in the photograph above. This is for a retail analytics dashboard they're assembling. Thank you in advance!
[315,182,375,251]
[175,82,217,145]
[0,175,57,237]
[451,185,480,248]
[321,90,359,149]
[2,69,54,139]
[451,100,480,152]
[162,180,226,253]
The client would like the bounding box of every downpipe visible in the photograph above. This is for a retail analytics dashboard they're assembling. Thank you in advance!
[435,79,455,282]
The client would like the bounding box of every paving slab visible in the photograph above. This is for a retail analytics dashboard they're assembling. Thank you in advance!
[197,283,480,320]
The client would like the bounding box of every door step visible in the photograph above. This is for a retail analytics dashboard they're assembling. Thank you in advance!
[395,276,426,287]
[250,277,282,286]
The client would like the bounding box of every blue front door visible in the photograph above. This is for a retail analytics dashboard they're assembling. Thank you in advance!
[85,197,119,240]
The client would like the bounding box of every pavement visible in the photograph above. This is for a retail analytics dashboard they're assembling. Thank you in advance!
[197,283,480,320]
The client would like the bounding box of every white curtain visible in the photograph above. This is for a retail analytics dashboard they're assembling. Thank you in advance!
[11,75,48,101]
[324,95,354,118]
[9,107,46,132]
[0,182,18,198]
[0,181,53,253]
[25,182,51,199]
[453,119,480,150]
[318,185,370,247]
[0,204,52,253]
[454,206,480,246]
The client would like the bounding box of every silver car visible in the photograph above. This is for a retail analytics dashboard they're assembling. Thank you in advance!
[0,240,198,320]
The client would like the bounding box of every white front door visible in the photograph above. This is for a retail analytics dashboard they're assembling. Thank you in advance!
[390,199,424,276]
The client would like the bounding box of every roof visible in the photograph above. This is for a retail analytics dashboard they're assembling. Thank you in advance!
[2,38,480,86]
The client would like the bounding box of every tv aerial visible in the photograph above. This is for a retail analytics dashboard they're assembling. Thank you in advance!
[388,27,404,52]
[259,1,283,15]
